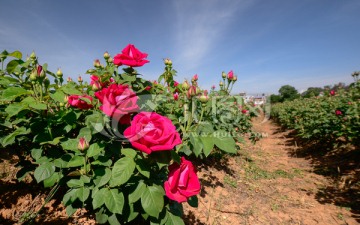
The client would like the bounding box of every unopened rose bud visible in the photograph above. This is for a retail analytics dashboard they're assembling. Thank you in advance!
[107,57,113,63]
[211,85,216,90]
[187,86,197,97]
[164,58,172,66]
[78,76,83,83]
[227,70,234,80]
[92,83,100,91]
[86,69,95,74]
[78,137,89,151]
[103,51,110,59]
[30,51,36,60]
[94,59,101,68]
[174,81,179,87]
[29,70,37,81]
[64,95,69,103]
[222,71,226,79]
[182,80,190,90]
[232,75,237,81]
[173,93,179,100]
[192,74,198,82]
[199,94,209,103]
[67,77,73,82]
[56,68,63,77]
[219,81,224,86]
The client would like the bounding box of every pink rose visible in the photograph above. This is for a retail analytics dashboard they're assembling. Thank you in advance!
[113,44,149,67]
[173,93,179,101]
[68,95,93,110]
[90,75,114,90]
[330,90,335,96]
[335,110,342,116]
[164,157,201,203]
[95,84,139,124]
[227,70,234,80]
[123,112,182,154]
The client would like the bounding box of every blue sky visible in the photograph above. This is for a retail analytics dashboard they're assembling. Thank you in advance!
[1,0,359,94]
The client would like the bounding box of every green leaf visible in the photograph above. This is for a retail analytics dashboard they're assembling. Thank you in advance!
[2,127,30,147]
[1,86,29,101]
[200,136,214,157]
[104,189,125,214]
[85,111,105,134]
[129,181,146,203]
[87,142,104,158]
[75,186,90,202]
[29,103,47,110]
[60,83,82,95]
[165,210,185,225]
[135,158,151,178]
[31,148,42,161]
[8,50,22,59]
[43,172,60,188]
[93,168,111,187]
[67,155,84,168]
[108,214,121,225]
[34,162,55,183]
[187,196,198,208]
[40,136,64,146]
[109,157,135,187]
[213,131,237,154]
[189,133,203,157]
[6,59,20,73]
[5,103,28,118]
[95,208,109,224]
[92,188,107,209]
[141,185,165,218]
[67,178,84,188]
[61,138,79,151]
[121,148,137,158]
[50,91,66,103]
[78,127,92,143]
[66,204,77,217]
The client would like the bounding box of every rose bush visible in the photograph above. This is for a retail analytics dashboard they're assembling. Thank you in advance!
[0,43,259,224]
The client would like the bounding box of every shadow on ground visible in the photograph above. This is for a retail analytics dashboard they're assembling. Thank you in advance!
[275,126,360,223]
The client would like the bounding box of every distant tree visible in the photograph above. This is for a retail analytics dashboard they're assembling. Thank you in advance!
[270,94,281,103]
[302,87,323,98]
[278,85,299,102]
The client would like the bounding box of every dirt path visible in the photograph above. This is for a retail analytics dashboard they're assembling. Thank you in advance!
[183,116,359,225]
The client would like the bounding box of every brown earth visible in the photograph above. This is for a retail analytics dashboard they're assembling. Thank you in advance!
[0,115,359,225]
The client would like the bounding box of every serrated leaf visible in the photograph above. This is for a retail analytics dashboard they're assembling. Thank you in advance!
[67,155,84,168]
[213,131,237,154]
[165,210,185,225]
[93,168,111,187]
[129,181,146,203]
[43,172,60,187]
[5,103,28,118]
[1,86,28,101]
[67,179,84,188]
[66,204,77,217]
[135,158,150,178]
[76,186,90,202]
[50,91,66,103]
[6,59,20,73]
[9,50,22,59]
[200,136,214,157]
[60,83,82,95]
[61,138,79,151]
[31,148,42,160]
[29,103,47,110]
[108,214,121,225]
[141,185,164,218]
[87,142,104,157]
[189,133,203,157]
[34,162,55,183]
[2,127,30,147]
[121,148,137,158]
[92,188,107,209]
[104,189,125,214]
[109,157,135,187]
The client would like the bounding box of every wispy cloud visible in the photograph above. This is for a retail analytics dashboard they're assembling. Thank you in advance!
[172,0,252,72]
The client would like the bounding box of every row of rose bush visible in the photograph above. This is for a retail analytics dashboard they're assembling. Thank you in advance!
[0,44,257,224]
[271,75,359,147]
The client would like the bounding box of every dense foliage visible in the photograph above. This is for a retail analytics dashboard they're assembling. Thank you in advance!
[0,45,258,224]
[271,74,360,146]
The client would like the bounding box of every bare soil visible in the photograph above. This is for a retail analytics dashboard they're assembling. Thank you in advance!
[1,115,359,224]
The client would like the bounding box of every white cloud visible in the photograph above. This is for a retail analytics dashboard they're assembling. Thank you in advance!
[172,0,253,72]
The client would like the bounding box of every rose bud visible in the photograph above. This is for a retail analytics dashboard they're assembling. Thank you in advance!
[94,59,101,68]
[192,74,198,82]
[56,68,63,78]
[335,110,342,116]
[103,51,110,59]
[107,57,113,63]
[29,70,37,81]
[188,86,197,97]
[219,81,224,86]
[37,65,45,78]
[182,80,190,90]
[227,70,234,80]
[222,71,226,78]
[174,81,179,87]
[78,137,89,151]
[30,51,36,60]
[330,90,335,96]
[173,93,179,100]
[211,85,216,90]
[199,94,209,103]
[164,58,172,66]
[86,69,95,74]
[78,76,83,83]
[67,77,73,82]
[232,75,237,82]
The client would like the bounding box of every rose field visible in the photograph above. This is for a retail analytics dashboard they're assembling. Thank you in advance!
[0,45,359,225]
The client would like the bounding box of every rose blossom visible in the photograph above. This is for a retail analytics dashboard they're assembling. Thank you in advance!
[68,95,93,110]
[330,90,335,96]
[164,157,201,203]
[113,44,149,67]
[90,75,114,90]
[123,112,182,154]
[227,70,234,80]
[95,84,139,124]
[173,93,179,100]
[335,110,342,116]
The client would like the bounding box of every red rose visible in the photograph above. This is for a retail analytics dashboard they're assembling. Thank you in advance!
[95,84,139,124]
[113,44,149,67]
[335,110,342,116]
[123,112,182,154]
[227,70,234,80]
[164,157,201,203]
[330,90,335,96]
[68,95,93,110]
[90,75,114,90]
